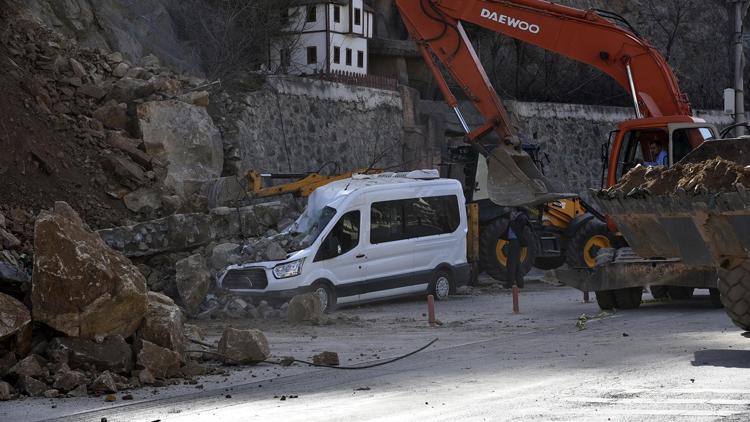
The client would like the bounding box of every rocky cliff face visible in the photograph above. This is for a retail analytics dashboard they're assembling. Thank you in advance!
[22,0,203,74]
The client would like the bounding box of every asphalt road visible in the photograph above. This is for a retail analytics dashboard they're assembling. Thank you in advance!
[37,288,750,422]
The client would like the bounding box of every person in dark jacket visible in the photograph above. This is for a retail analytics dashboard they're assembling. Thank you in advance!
[503,210,529,289]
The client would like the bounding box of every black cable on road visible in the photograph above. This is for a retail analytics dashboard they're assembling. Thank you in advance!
[282,338,439,370]
[185,338,439,370]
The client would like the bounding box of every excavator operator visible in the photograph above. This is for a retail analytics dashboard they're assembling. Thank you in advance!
[645,140,668,167]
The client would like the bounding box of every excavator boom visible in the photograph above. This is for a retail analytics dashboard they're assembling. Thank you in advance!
[395,0,694,206]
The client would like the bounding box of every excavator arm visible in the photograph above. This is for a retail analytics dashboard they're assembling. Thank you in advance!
[395,0,693,206]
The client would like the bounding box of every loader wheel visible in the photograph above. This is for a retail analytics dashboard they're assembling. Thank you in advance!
[595,290,616,310]
[718,259,750,331]
[650,286,669,299]
[566,219,613,269]
[614,287,643,309]
[479,218,536,282]
[667,286,694,300]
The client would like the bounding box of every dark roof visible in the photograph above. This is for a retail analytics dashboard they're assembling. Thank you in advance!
[291,0,348,6]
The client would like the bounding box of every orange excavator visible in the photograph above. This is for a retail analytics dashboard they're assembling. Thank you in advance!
[394,0,740,307]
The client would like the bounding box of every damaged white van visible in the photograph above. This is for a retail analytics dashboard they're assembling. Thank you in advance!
[217,170,470,312]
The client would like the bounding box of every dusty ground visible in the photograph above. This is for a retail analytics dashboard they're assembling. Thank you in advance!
[2,276,748,421]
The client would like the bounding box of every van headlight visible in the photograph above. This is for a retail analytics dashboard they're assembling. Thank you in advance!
[272,259,305,279]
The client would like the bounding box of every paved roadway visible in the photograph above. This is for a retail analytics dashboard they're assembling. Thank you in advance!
[42,289,750,422]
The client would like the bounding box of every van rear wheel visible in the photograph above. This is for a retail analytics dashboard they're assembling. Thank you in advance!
[430,270,452,301]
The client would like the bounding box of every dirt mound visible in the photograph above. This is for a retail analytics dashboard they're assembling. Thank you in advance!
[0,3,211,242]
[0,10,131,232]
[604,158,750,197]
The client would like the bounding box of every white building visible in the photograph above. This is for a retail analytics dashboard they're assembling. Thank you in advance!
[270,0,374,75]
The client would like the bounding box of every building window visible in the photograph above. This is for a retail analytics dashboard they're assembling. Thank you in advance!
[345,48,352,66]
[333,5,340,23]
[306,5,317,23]
[333,46,340,64]
[307,46,317,65]
[357,50,364,68]
[354,8,361,25]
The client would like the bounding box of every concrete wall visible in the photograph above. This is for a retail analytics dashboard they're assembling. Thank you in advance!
[213,76,733,203]
[214,76,405,177]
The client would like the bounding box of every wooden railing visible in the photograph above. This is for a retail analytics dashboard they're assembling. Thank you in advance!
[309,70,399,91]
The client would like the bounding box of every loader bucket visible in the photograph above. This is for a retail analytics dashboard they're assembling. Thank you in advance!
[486,145,576,207]
[595,192,750,267]
[679,137,750,166]
[594,137,750,264]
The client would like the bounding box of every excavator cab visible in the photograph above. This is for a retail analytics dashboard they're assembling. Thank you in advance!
[604,120,720,187]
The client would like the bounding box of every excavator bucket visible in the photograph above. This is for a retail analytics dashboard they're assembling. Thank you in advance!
[485,145,576,207]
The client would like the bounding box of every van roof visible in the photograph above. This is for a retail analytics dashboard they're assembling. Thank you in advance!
[291,170,462,235]
[321,170,457,193]
[307,170,460,210]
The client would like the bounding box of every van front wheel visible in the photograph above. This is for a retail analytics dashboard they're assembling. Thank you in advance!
[430,270,452,301]
[312,282,336,313]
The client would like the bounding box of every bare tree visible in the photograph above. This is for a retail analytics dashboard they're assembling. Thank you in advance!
[643,0,701,62]
[169,0,298,80]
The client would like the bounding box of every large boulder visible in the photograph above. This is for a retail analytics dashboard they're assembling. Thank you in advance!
[47,335,134,374]
[287,293,323,323]
[136,340,180,379]
[52,369,88,393]
[93,101,128,131]
[91,371,117,394]
[123,188,163,213]
[31,202,148,339]
[210,243,241,271]
[0,292,31,341]
[138,292,186,357]
[8,355,45,378]
[217,328,269,364]
[138,100,223,198]
[0,381,12,400]
[175,254,210,315]
[16,375,46,397]
[102,154,147,190]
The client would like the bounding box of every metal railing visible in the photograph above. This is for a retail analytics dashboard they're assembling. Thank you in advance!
[309,69,399,91]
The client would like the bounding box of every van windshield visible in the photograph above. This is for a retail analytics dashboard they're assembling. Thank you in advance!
[284,206,337,252]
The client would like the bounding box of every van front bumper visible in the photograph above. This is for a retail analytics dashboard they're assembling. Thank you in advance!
[221,286,313,300]
[218,266,311,300]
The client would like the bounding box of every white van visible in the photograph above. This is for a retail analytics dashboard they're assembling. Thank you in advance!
[217,170,470,312]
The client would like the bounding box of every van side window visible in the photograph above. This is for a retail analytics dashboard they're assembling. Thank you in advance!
[406,196,460,237]
[370,195,460,244]
[370,200,404,244]
[315,211,360,261]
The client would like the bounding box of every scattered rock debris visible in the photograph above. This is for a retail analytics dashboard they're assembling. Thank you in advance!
[312,352,340,366]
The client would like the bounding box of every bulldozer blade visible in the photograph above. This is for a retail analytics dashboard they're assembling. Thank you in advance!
[486,146,576,207]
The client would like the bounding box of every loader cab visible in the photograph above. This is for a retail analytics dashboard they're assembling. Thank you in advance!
[604,119,719,188]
